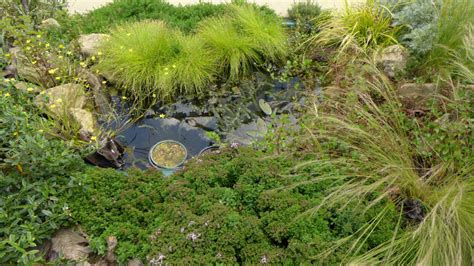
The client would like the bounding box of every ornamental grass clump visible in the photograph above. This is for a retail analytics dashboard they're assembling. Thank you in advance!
[197,4,287,80]
[301,61,474,264]
[97,20,216,105]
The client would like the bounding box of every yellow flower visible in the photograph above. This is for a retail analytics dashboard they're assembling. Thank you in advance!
[36,34,42,38]
[80,62,87,67]
[27,87,34,92]
[55,99,63,103]
[25,46,31,51]
[164,72,169,75]
[97,51,103,56]
[13,132,18,136]
[50,104,57,108]
[102,81,107,84]
[66,51,72,55]
[128,48,133,52]
[90,136,97,141]
[164,67,169,71]
[55,77,61,80]
[126,33,131,36]
[122,96,127,100]
[5,92,11,97]
[9,78,15,82]
[3,78,9,83]
[58,55,64,59]
[45,43,50,48]
[159,113,166,118]
[152,93,156,98]
[91,56,96,61]
[38,129,44,133]
[172,65,176,68]
[5,53,11,58]
[59,44,65,49]
[95,70,99,74]
[26,40,31,44]
[32,60,37,65]
[40,91,46,95]
[120,45,124,49]
[48,68,58,74]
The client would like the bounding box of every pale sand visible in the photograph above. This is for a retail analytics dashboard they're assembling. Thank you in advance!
[68,0,363,15]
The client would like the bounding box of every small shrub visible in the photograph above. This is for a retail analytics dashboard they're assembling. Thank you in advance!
[288,0,322,23]
[64,148,401,264]
[388,0,474,76]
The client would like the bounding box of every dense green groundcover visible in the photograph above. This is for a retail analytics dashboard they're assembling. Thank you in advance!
[63,148,401,264]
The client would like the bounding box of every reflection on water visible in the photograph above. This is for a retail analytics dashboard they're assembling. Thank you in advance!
[117,117,213,170]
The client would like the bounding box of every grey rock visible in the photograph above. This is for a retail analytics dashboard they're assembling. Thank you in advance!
[398,83,437,109]
[50,229,91,261]
[128,259,144,266]
[35,83,87,116]
[185,116,218,131]
[40,18,61,30]
[70,108,97,134]
[376,45,408,78]
[9,47,42,85]
[226,118,268,146]
[78,34,110,57]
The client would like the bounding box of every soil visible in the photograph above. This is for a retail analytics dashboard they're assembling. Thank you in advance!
[151,142,186,168]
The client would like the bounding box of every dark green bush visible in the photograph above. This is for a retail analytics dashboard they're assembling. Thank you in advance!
[64,148,402,264]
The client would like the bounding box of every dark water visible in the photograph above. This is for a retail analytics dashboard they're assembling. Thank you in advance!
[116,117,213,170]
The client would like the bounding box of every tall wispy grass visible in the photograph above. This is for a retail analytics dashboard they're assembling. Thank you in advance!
[299,61,473,264]
[428,0,474,76]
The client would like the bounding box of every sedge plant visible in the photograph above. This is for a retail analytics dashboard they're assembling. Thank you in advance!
[96,20,217,108]
[310,0,400,59]
[197,4,287,81]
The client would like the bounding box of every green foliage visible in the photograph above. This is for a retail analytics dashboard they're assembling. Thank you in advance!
[301,61,474,264]
[197,4,287,80]
[312,0,400,57]
[0,0,67,26]
[68,0,227,34]
[97,20,216,107]
[64,148,401,264]
[0,81,85,264]
[388,0,474,77]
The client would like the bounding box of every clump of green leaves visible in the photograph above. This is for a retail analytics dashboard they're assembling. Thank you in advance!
[0,81,84,264]
[386,0,474,77]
